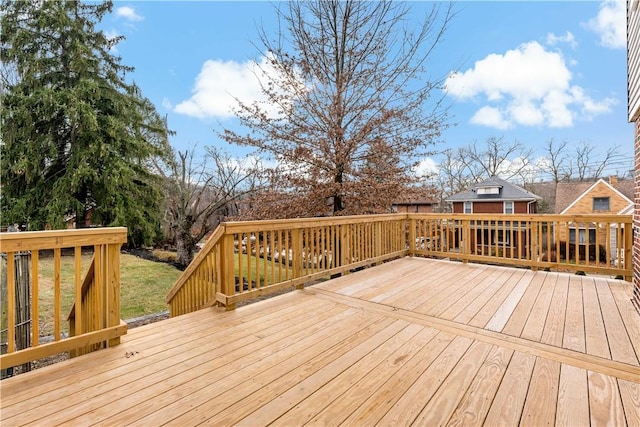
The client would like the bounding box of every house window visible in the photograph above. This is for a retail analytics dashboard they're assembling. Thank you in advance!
[569,228,596,244]
[593,197,610,211]
[464,201,472,214]
[503,201,514,214]
[477,186,500,195]
[495,230,510,245]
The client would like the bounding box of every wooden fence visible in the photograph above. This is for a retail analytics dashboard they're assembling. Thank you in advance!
[0,228,128,370]
[167,213,633,317]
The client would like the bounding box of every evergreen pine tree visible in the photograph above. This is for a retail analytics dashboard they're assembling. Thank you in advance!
[1,0,170,246]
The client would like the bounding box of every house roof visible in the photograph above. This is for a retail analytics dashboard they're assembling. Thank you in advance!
[446,176,542,202]
[524,182,557,213]
[559,178,634,214]
[555,178,634,214]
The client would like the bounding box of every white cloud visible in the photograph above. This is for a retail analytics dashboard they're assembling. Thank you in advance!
[445,42,570,101]
[584,0,626,49]
[444,41,615,130]
[175,54,297,120]
[508,99,545,126]
[104,28,120,40]
[470,106,511,130]
[103,29,120,52]
[413,157,439,178]
[115,6,144,22]
[546,31,577,49]
[542,90,575,127]
[161,98,173,110]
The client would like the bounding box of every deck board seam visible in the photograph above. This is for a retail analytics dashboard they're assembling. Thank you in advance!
[303,287,640,383]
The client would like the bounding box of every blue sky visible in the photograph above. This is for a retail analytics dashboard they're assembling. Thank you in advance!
[105,1,633,180]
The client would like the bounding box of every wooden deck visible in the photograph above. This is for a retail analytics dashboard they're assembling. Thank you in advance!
[2,257,639,426]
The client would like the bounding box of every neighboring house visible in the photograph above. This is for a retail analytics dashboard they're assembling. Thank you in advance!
[446,176,542,257]
[627,0,640,311]
[64,207,96,229]
[556,178,633,263]
[554,177,634,215]
[391,199,435,214]
[524,181,557,213]
[447,176,541,215]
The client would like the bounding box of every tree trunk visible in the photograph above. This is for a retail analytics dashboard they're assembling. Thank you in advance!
[176,229,195,268]
[333,166,344,214]
[75,189,88,228]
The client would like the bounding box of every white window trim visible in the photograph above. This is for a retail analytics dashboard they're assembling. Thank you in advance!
[495,229,510,245]
[464,201,473,214]
[503,201,514,214]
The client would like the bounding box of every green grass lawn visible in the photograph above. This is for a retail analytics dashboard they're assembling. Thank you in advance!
[4,251,292,339]
[235,253,293,287]
[33,253,182,336]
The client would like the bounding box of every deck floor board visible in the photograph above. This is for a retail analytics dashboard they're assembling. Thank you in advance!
[2,257,638,426]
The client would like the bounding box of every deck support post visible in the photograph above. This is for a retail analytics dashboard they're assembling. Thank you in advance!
[531,221,540,272]
[107,243,122,347]
[219,233,236,310]
[408,218,416,256]
[462,219,470,264]
[292,228,304,289]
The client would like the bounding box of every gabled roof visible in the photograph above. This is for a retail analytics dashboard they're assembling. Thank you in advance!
[559,178,633,214]
[555,178,633,214]
[446,176,542,202]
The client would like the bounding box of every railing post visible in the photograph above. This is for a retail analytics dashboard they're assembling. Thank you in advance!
[220,233,236,310]
[375,221,382,260]
[6,252,16,354]
[408,216,416,256]
[291,228,303,288]
[531,220,539,271]
[462,219,470,263]
[625,219,633,281]
[340,224,349,273]
[107,243,122,347]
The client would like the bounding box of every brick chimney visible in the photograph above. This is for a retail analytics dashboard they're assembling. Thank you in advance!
[609,175,618,186]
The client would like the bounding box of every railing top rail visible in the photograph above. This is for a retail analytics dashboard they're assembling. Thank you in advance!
[0,227,128,252]
[409,213,632,222]
[165,224,226,303]
[223,213,408,233]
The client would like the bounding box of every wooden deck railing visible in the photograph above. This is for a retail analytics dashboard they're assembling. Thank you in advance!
[167,213,633,317]
[0,228,128,370]
[408,214,633,279]
[166,214,407,315]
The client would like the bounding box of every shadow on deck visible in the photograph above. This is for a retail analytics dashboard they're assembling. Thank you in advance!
[2,257,639,426]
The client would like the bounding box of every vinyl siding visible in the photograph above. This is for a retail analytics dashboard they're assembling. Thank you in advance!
[628,0,640,121]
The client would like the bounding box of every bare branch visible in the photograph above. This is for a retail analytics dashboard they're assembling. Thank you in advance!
[223,0,454,216]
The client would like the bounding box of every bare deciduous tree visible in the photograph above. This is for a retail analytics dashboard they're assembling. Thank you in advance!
[573,141,618,181]
[458,136,533,182]
[432,148,472,211]
[540,138,570,184]
[155,147,260,267]
[223,0,455,217]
